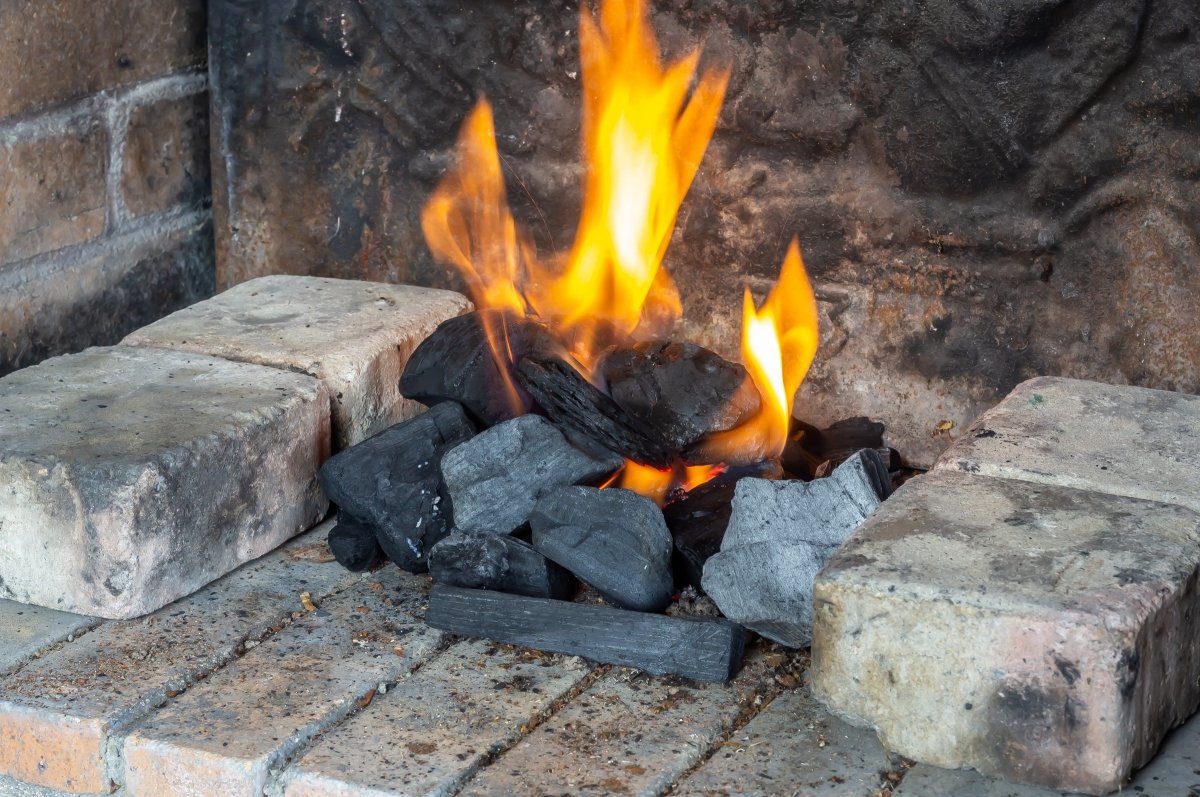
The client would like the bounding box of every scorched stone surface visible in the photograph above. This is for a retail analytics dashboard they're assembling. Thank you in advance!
[0,346,330,619]
[811,469,1200,795]
[124,275,471,448]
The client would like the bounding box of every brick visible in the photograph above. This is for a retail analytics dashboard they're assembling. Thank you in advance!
[0,214,214,377]
[810,470,1200,795]
[123,570,442,797]
[281,639,592,797]
[0,0,206,118]
[0,120,106,261]
[672,689,894,797]
[933,376,1200,513]
[0,601,98,676]
[124,276,472,448]
[455,653,776,797]
[0,345,329,619]
[0,521,359,794]
[121,91,210,218]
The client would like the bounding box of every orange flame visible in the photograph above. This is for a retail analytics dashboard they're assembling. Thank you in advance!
[611,460,726,506]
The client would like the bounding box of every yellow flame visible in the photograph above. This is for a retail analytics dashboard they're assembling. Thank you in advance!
[611,460,726,506]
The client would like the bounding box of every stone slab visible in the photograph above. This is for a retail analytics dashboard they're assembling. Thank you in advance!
[0,601,98,676]
[123,276,471,449]
[0,345,329,619]
[281,639,592,797]
[933,377,1200,513]
[811,470,1200,795]
[673,689,895,797]
[0,521,359,794]
[123,570,443,797]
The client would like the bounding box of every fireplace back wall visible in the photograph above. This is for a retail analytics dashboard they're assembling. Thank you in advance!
[210,0,1200,465]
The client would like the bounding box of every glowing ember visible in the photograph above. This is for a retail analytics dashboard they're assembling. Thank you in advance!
[610,460,726,506]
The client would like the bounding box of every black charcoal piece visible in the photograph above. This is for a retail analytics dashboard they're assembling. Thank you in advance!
[318,402,476,572]
[400,309,558,427]
[441,414,623,535]
[782,417,896,482]
[701,450,888,647]
[425,585,747,683]
[530,487,673,612]
[327,512,384,572]
[515,355,673,467]
[601,341,761,454]
[428,531,576,599]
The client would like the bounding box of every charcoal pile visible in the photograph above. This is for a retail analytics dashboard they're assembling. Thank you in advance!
[318,310,902,682]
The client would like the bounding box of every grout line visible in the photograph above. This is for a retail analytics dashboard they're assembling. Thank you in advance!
[0,619,105,680]
[103,93,131,230]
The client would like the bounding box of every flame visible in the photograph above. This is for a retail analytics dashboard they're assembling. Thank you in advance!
[609,460,726,506]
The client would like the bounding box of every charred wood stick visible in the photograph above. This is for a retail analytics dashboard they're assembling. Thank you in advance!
[425,585,747,683]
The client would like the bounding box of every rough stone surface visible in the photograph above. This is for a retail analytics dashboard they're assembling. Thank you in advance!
[811,470,1200,795]
[122,570,442,797]
[441,415,623,535]
[210,0,1200,467]
[428,531,576,600]
[702,452,885,647]
[0,121,107,262]
[934,376,1200,513]
[673,689,895,797]
[121,92,211,218]
[0,602,97,677]
[124,275,471,448]
[0,0,206,118]
[531,487,674,612]
[0,345,329,619]
[0,522,360,794]
[281,640,591,797]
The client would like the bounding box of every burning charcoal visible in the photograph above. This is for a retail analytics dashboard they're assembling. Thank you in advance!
[530,487,673,612]
[425,585,747,683]
[600,341,760,455]
[400,309,558,427]
[428,531,576,599]
[515,355,673,467]
[782,416,897,481]
[701,450,887,647]
[327,512,385,572]
[318,402,476,572]
[441,415,623,535]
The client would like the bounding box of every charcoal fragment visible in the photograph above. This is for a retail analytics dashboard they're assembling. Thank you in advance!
[327,512,384,572]
[428,531,576,599]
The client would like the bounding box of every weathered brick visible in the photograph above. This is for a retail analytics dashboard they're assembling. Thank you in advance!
[122,570,443,797]
[282,640,592,797]
[933,376,1200,513]
[124,276,472,448]
[0,521,359,794]
[0,345,329,619]
[811,470,1200,795]
[121,91,210,218]
[0,120,106,261]
[673,689,894,797]
[0,601,97,676]
[0,0,206,118]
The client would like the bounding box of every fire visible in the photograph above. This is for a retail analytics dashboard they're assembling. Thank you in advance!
[611,460,726,506]
[420,0,820,497]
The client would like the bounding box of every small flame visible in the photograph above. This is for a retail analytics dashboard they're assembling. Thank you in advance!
[610,460,727,505]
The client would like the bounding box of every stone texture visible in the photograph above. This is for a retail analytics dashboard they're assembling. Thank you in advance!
[0,602,97,676]
[0,0,206,118]
[811,470,1200,795]
[122,570,442,797]
[441,415,623,535]
[0,345,329,618]
[0,521,360,794]
[0,120,106,262]
[934,376,1200,513]
[673,689,895,797]
[210,0,1200,467]
[121,91,211,218]
[531,487,674,612]
[123,275,471,448]
[0,215,215,377]
[281,639,591,797]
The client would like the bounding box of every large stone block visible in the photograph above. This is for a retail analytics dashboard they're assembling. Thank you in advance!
[810,470,1200,795]
[934,376,1200,513]
[123,275,471,449]
[0,346,329,619]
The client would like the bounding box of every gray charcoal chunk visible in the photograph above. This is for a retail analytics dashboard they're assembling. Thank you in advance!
[531,486,674,612]
[441,415,623,535]
[427,531,575,599]
[702,542,825,647]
